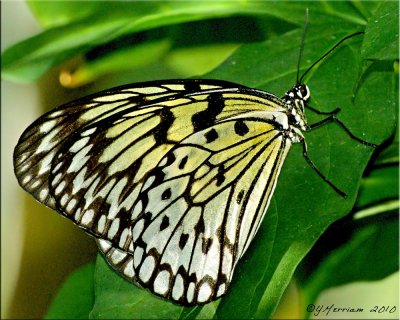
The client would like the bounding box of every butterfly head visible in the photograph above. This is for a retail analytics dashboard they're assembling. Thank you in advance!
[284,83,309,130]
[285,83,310,103]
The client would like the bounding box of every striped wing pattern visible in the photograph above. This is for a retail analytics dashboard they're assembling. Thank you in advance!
[15,80,237,245]
[14,79,292,305]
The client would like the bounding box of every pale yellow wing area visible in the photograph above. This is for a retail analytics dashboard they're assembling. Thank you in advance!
[128,118,291,305]
[14,80,232,210]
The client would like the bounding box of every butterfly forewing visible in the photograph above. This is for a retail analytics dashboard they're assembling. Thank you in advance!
[14,80,244,248]
[13,80,235,207]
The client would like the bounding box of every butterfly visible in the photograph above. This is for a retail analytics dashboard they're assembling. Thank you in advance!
[13,32,375,305]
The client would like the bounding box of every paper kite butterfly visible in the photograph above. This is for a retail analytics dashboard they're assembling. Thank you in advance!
[13,30,375,305]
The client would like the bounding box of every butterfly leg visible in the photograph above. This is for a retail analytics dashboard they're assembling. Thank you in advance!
[306,105,340,115]
[307,115,377,148]
[301,139,347,198]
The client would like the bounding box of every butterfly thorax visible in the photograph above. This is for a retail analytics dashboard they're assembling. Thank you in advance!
[283,83,309,140]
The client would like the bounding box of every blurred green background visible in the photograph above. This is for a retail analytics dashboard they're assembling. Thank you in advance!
[1,1,398,319]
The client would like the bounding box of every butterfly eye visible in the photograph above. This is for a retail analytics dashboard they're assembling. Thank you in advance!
[294,84,310,101]
[301,85,310,100]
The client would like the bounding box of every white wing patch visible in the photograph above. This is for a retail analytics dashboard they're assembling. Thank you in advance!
[128,119,289,304]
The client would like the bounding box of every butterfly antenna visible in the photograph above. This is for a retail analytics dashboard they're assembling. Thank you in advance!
[296,8,309,84]
[299,31,364,84]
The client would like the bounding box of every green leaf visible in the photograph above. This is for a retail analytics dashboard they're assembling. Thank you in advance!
[375,132,399,165]
[356,166,399,209]
[361,1,399,60]
[165,43,239,77]
[301,216,398,314]
[27,0,101,28]
[1,18,128,82]
[45,263,95,319]
[2,1,368,83]
[1,1,270,83]
[90,255,189,319]
[91,255,221,319]
[62,39,172,88]
[295,163,399,315]
[59,15,263,86]
[350,1,381,21]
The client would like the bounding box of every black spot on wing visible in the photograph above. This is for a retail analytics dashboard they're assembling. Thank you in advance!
[178,155,188,170]
[216,165,225,187]
[191,93,225,131]
[163,152,176,168]
[236,190,245,204]
[160,215,170,231]
[154,108,175,143]
[204,128,218,143]
[151,168,166,185]
[202,237,213,253]
[179,233,189,249]
[140,193,149,211]
[234,120,249,136]
[140,211,152,228]
[194,215,205,235]
[161,188,171,200]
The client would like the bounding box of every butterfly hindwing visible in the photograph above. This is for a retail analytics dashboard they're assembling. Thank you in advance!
[97,239,140,286]
[125,117,291,305]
